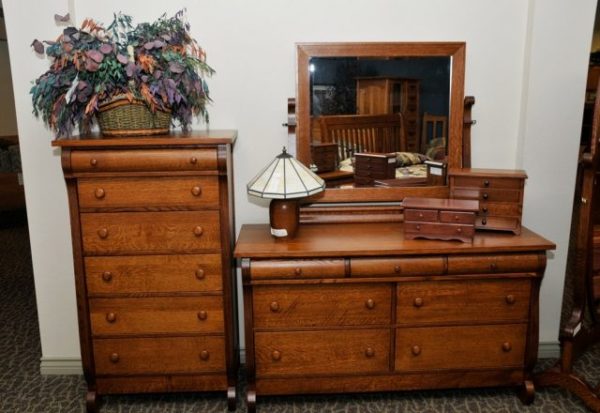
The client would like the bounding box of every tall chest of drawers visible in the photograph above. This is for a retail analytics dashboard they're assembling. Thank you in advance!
[53,131,238,412]
[234,222,554,413]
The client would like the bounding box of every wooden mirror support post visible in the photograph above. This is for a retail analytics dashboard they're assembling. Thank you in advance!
[534,79,600,410]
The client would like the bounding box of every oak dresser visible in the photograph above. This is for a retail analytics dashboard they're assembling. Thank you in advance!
[53,131,238,412]
[234,222,555,412]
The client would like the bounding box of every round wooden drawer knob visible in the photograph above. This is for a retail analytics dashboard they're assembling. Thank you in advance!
[482,193,489,200]
[365,347,375,358]
[195,268,205,280]
[271,350,282,361]
[190,156,198,165]
[365,299,375,310]
[482,218,488,225]
[505,294,516,305]
[418,213,424,219]
[194,226,204,237]
[294,267,302,276]
[484,180,490,187]
[191,186,202,197]
[90,158,98,166]
[106,312,117,323]
[200,350,210,361]
[490,262,498,271]
[456,228,462,233]
[411,345,421,356]
[197,311,208,321]
[454,215,460,221]
[97,228,109,239]
[94,188,105,199]
[416,225,421,231]
[101,271,112,282]
[502,342,512,352]
[270,301,280,312]
[413,297,424,308]
[110,353,119,363]
[482,207,488,214]
[394,265,401,274]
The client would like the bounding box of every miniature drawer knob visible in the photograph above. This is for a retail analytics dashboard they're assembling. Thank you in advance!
[110,353,119,363]
[502,342,512,352]
[270,301,280,312]
[413,297,424,308]
[482,193,489,200]
[456,228,462,233]
[294,267,302,276]
[106,312,117,323]
[411,345,421,356]
[94,188,105,199]
[490,262,498,271]
[394,265,401,274]
[194,226,204,237]
[197,311,208,321]
[416,225,421,231]
[365,299,375,310]
[90,158,98,166]
[271,350,282,361]
[484,180,490,187]
[191,186,202,197]
[97,228,108,239]
[365,347,375,358]
[454,215,460,221]
[101,271,112,282]
[195,268,205,280]
[481,218,488,225]
[190,156,198,164]
[505,294,516,305]
[482,207,488,214]
[418,213,424,219]
[200,350,210,361]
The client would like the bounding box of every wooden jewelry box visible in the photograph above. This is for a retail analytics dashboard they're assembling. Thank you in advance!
[354,152,396,186]
[310,142,338,173]
[449,168,526,235]
[403,197,479,242]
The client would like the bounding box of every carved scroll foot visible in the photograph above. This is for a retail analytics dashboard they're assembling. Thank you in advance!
[85,389,98,413]
[246,386,256,413]
[518,379,535,405]
[227,385,237,411]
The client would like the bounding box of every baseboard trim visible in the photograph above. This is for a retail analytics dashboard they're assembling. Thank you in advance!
[39,343,560,376]
[40,357,83,375]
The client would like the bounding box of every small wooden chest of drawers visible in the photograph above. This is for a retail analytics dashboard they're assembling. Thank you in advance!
[53,132,239,412]
[403,197,479,242]
[449,168,526,235]
[354,152,396,186]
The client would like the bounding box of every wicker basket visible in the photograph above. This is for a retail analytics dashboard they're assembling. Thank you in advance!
[97,96,171,136]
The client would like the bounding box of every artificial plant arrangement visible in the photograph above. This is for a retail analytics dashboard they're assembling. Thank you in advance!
[31,10,215,137]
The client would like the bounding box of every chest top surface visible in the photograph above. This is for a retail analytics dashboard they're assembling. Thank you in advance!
[234,223,555,258]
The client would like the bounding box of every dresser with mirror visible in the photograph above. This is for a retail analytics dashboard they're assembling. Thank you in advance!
[235,42,555,412]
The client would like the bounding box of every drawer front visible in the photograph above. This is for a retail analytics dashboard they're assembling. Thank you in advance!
[71,149,217,173]
[447,253,542,274]
[451,176,523,190]
[78,177,219,209]
[404,209,438,222]
[90,296,224,335]
[397,279,530,324]
[405,222,474,239]
[351,257,445,277]
[85,254,223,294]
[479,202,522,217]
[250,259,345,279]
[81,211,221,255]
[94,336,225,375]
[439,211,475,225]
[253,284,391,328]
[476,216,521,232]
[395,324,527,370]
[255,329,390,376]
[452,188,521,203]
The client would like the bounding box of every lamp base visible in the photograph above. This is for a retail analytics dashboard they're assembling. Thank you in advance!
[269,199,299,238]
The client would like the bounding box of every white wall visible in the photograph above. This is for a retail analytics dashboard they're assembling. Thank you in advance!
[2,0,595,368]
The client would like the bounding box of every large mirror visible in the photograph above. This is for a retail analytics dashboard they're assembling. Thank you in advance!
[296,42,465,203]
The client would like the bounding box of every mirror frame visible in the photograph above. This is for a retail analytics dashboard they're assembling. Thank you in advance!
[296,42,465,203]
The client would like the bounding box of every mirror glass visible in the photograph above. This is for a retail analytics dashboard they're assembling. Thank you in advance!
[296,43,465,203]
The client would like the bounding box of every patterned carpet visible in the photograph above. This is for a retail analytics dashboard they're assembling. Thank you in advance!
[0,212,598,412]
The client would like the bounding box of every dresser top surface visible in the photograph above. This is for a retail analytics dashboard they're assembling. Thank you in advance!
[234,223,555,258]
[51,129,237,148]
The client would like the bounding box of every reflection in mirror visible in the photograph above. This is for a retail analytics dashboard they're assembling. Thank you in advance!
[309,56,451,188]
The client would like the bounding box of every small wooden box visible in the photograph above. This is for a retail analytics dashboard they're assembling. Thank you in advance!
[310,142,338,173]
[354,152,396,186]
[403,197,479,242]
[449,168,526,235]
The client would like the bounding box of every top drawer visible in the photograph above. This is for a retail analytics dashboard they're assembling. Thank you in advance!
[70,149,218,173]
[250,259,345,280]
[451,176,523,190]
[351,257,445,277]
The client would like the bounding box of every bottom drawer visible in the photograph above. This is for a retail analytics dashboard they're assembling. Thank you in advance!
[395,324,526,371]
[94,336,225,375]
[255,329,390,377]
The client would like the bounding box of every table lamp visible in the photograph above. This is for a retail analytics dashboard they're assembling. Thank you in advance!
[247,147,325,238]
